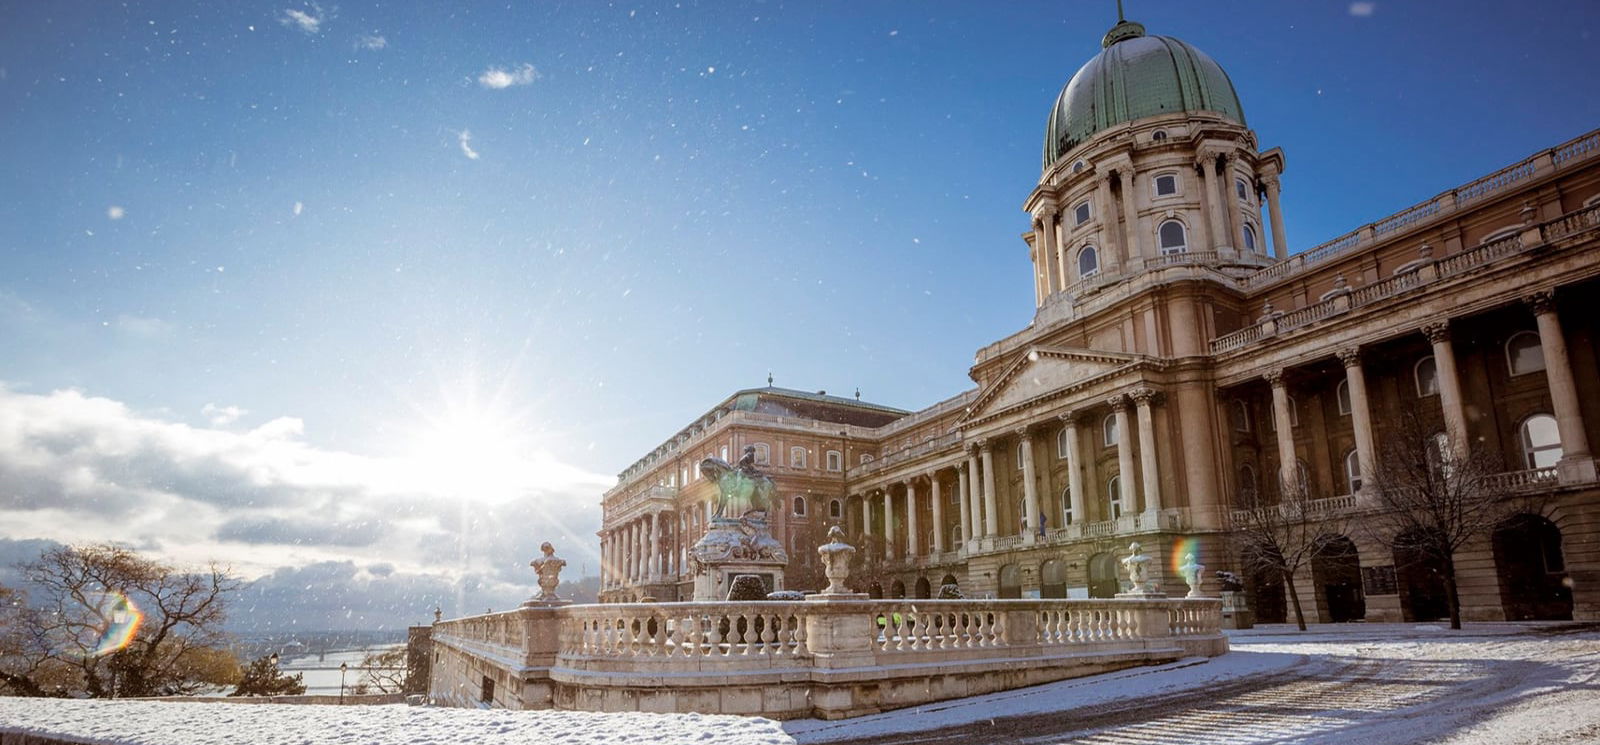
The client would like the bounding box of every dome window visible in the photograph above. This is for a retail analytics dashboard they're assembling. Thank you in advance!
[1153,173,1179,197]
[1236,178,1250,201]
[1242,223,1258,252]
[1077,246,1099,278]
[1072,160,1086,174]
[1151,129,1168,141]
[1073,201,1091,226]
[1158,220,1187,254]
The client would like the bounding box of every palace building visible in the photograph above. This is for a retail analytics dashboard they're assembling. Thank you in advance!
[597,16,1600,624]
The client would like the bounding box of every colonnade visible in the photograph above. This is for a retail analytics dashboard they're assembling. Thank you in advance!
[600,509,682,592]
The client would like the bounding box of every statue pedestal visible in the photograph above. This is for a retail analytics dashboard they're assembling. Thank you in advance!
[693,559,786,602]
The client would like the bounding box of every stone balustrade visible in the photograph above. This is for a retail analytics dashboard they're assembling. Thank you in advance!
[430,595,1225,719]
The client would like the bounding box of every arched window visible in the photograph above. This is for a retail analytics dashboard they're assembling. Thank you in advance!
[1520,414,1563,468]
[1061,486,1073,525]
[860,453,874,464]
[1242,223,1258,253]
[752,443,770,464]
[1074,201,1092,226]
[1107,475,1123,519]
[789,446,807,469]
[1238,464,1258,505]
[825,450,843,472]
[1232,399,1251,432]
[719,446,729,461]
[1103,413,1119,447]
[792,495,807,517]
[1337,379,1352,416]
[1415,356,1439,397]
[1506,331,1546,376]
[1016,442,1026,469]
[1292,460,1312,494]
[828,498,842,519]
[1153,173,1179,197]
[1151,129,1168,141]
[950,525,963,548]
[1072,160,1086,174]
[1265,396,1299,430]
[1056,428,1070,459]
[1158,220,1187,254]
[1077,245,1099,278]
[1344,449,1362,494]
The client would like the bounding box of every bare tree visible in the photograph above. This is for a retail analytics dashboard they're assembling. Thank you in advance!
[1363,410,1534,630]
[354,647,407,694]
[1232,472,1354,631]
[0,584,67,696]
[12,544,240,697]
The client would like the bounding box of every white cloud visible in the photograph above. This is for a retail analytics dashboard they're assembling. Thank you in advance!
[201,402,248,426]
[458,130,480,160]
[1349,2,1377,16]
[279,4,326,34]
[477,63,539,90]
[0,384,613,628]
[357,34,386,50]
[106,205,125,220]
[292,200,304,216]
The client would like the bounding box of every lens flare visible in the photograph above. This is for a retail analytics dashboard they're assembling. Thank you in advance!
[1171,536,1202,574]
[90,591,143,657]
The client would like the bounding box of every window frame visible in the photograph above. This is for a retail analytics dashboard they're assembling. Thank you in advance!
[1343,449,1362,494]
[1077,245,1099,278]
[1232,399,1251,432]
[1056,428,1070,459]
[1235,177,1250,202]
[1073,201,1092,226]
[1505,330,1546,376]
[825,450,843,472]
[1157,219,1187,254]
[1103,413,1119,447]
[789,446,807,469]
[792,495,807,517]
[1336,379,1352,416]
[1241,222,1258,253]
[1152,171,1180,198]
[1414,356,1440,398]
[1060,485,1073,525]
[1519,413,1563,469]
[828,498,842,519]
[1107,474,1123,519]
[752,442,770,465]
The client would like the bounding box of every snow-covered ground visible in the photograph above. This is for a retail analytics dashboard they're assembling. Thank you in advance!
[2,622,1596,745]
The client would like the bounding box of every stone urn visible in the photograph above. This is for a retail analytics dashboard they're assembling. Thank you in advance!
[1178,552,1206,598]
[524,541,570,606]
[817,526,856,595]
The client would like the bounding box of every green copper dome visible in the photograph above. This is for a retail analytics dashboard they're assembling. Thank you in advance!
[1043,21,1246,167]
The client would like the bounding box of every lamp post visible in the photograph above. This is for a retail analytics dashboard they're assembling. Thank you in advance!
[338,662,348,705]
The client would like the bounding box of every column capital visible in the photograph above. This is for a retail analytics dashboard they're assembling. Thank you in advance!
[1105,394,1130,411]
[976,438,992,453]
[1260,173,1281,189]
[1057,409,1081,424]
[1336,347,1362,368]
[1129,387,1159,406]
[1523,289,1557,316]
[902,477,914,488]
[1421,320,1451,344]
[1264,368,1288,387]
[1014,425,1036,442]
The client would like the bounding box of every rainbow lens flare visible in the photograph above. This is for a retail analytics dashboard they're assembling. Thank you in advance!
[89,591,143,657]
[1170,536,1202,573]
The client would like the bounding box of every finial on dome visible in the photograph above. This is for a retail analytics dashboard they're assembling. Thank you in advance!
[1103,0,1145,48]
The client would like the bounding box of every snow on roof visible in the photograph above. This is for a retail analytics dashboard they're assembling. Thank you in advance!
[0,699,794,745]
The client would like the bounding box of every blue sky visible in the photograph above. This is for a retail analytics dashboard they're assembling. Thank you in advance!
[1,0,1597,625]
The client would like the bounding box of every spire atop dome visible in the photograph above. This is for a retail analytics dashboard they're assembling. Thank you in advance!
[1102,2,1146,48]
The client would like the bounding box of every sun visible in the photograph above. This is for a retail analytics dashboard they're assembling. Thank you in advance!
[404,404,534,504]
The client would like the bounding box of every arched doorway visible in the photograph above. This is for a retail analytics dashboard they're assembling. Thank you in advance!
[914,577,931,599]
[1312,535,1365,622]
[890,579,906,599]
[1493,515,1572,620]
[939,574,959,597]
[867,582,883,599]
[1247,566,1287,624]
[1040,558,1067,598]
[1087,552,1119,598]
[998,564,1022,599]
[1393,530,1449,622]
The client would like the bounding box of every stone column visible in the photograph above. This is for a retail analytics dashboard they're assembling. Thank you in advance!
[1338,347,1377,494]
[860,495,871,542]
[1527,291,1593,469]
[1018,428,1040,545]
[623,522,634,585]
[1111,396,1136,517]
[957,463,972,547]
[930,472,945,554]
[904,479,919,558]
[1037,211,1060,293]
[1131,388,1162,515]
[980,441,999,538]
[600,532,610,589]
[1422,321,1471,458]
[633,520,644,584]
[1199,153,1228,251]
[1097,173,1120,271]
[882,488,895,560]
[1117,167,1141,264]
[1059,412,1086,526]
[1267,369,1298,492]
[965,451,982,547]
[1263,173,1288,259]
[648,511,662,582]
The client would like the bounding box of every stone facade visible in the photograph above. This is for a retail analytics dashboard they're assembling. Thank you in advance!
[599,17,1600,625]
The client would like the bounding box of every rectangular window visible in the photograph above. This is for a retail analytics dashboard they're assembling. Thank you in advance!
[1154,174,1178,197]
[480,676,495,704]
[1074,202,1091,225]
[826,451,843,472]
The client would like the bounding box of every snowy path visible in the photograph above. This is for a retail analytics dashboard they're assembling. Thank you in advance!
[3,624,1596,745]
[786,623,1600,745]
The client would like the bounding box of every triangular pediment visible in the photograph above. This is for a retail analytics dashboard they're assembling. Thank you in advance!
[962,347,1137,423]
